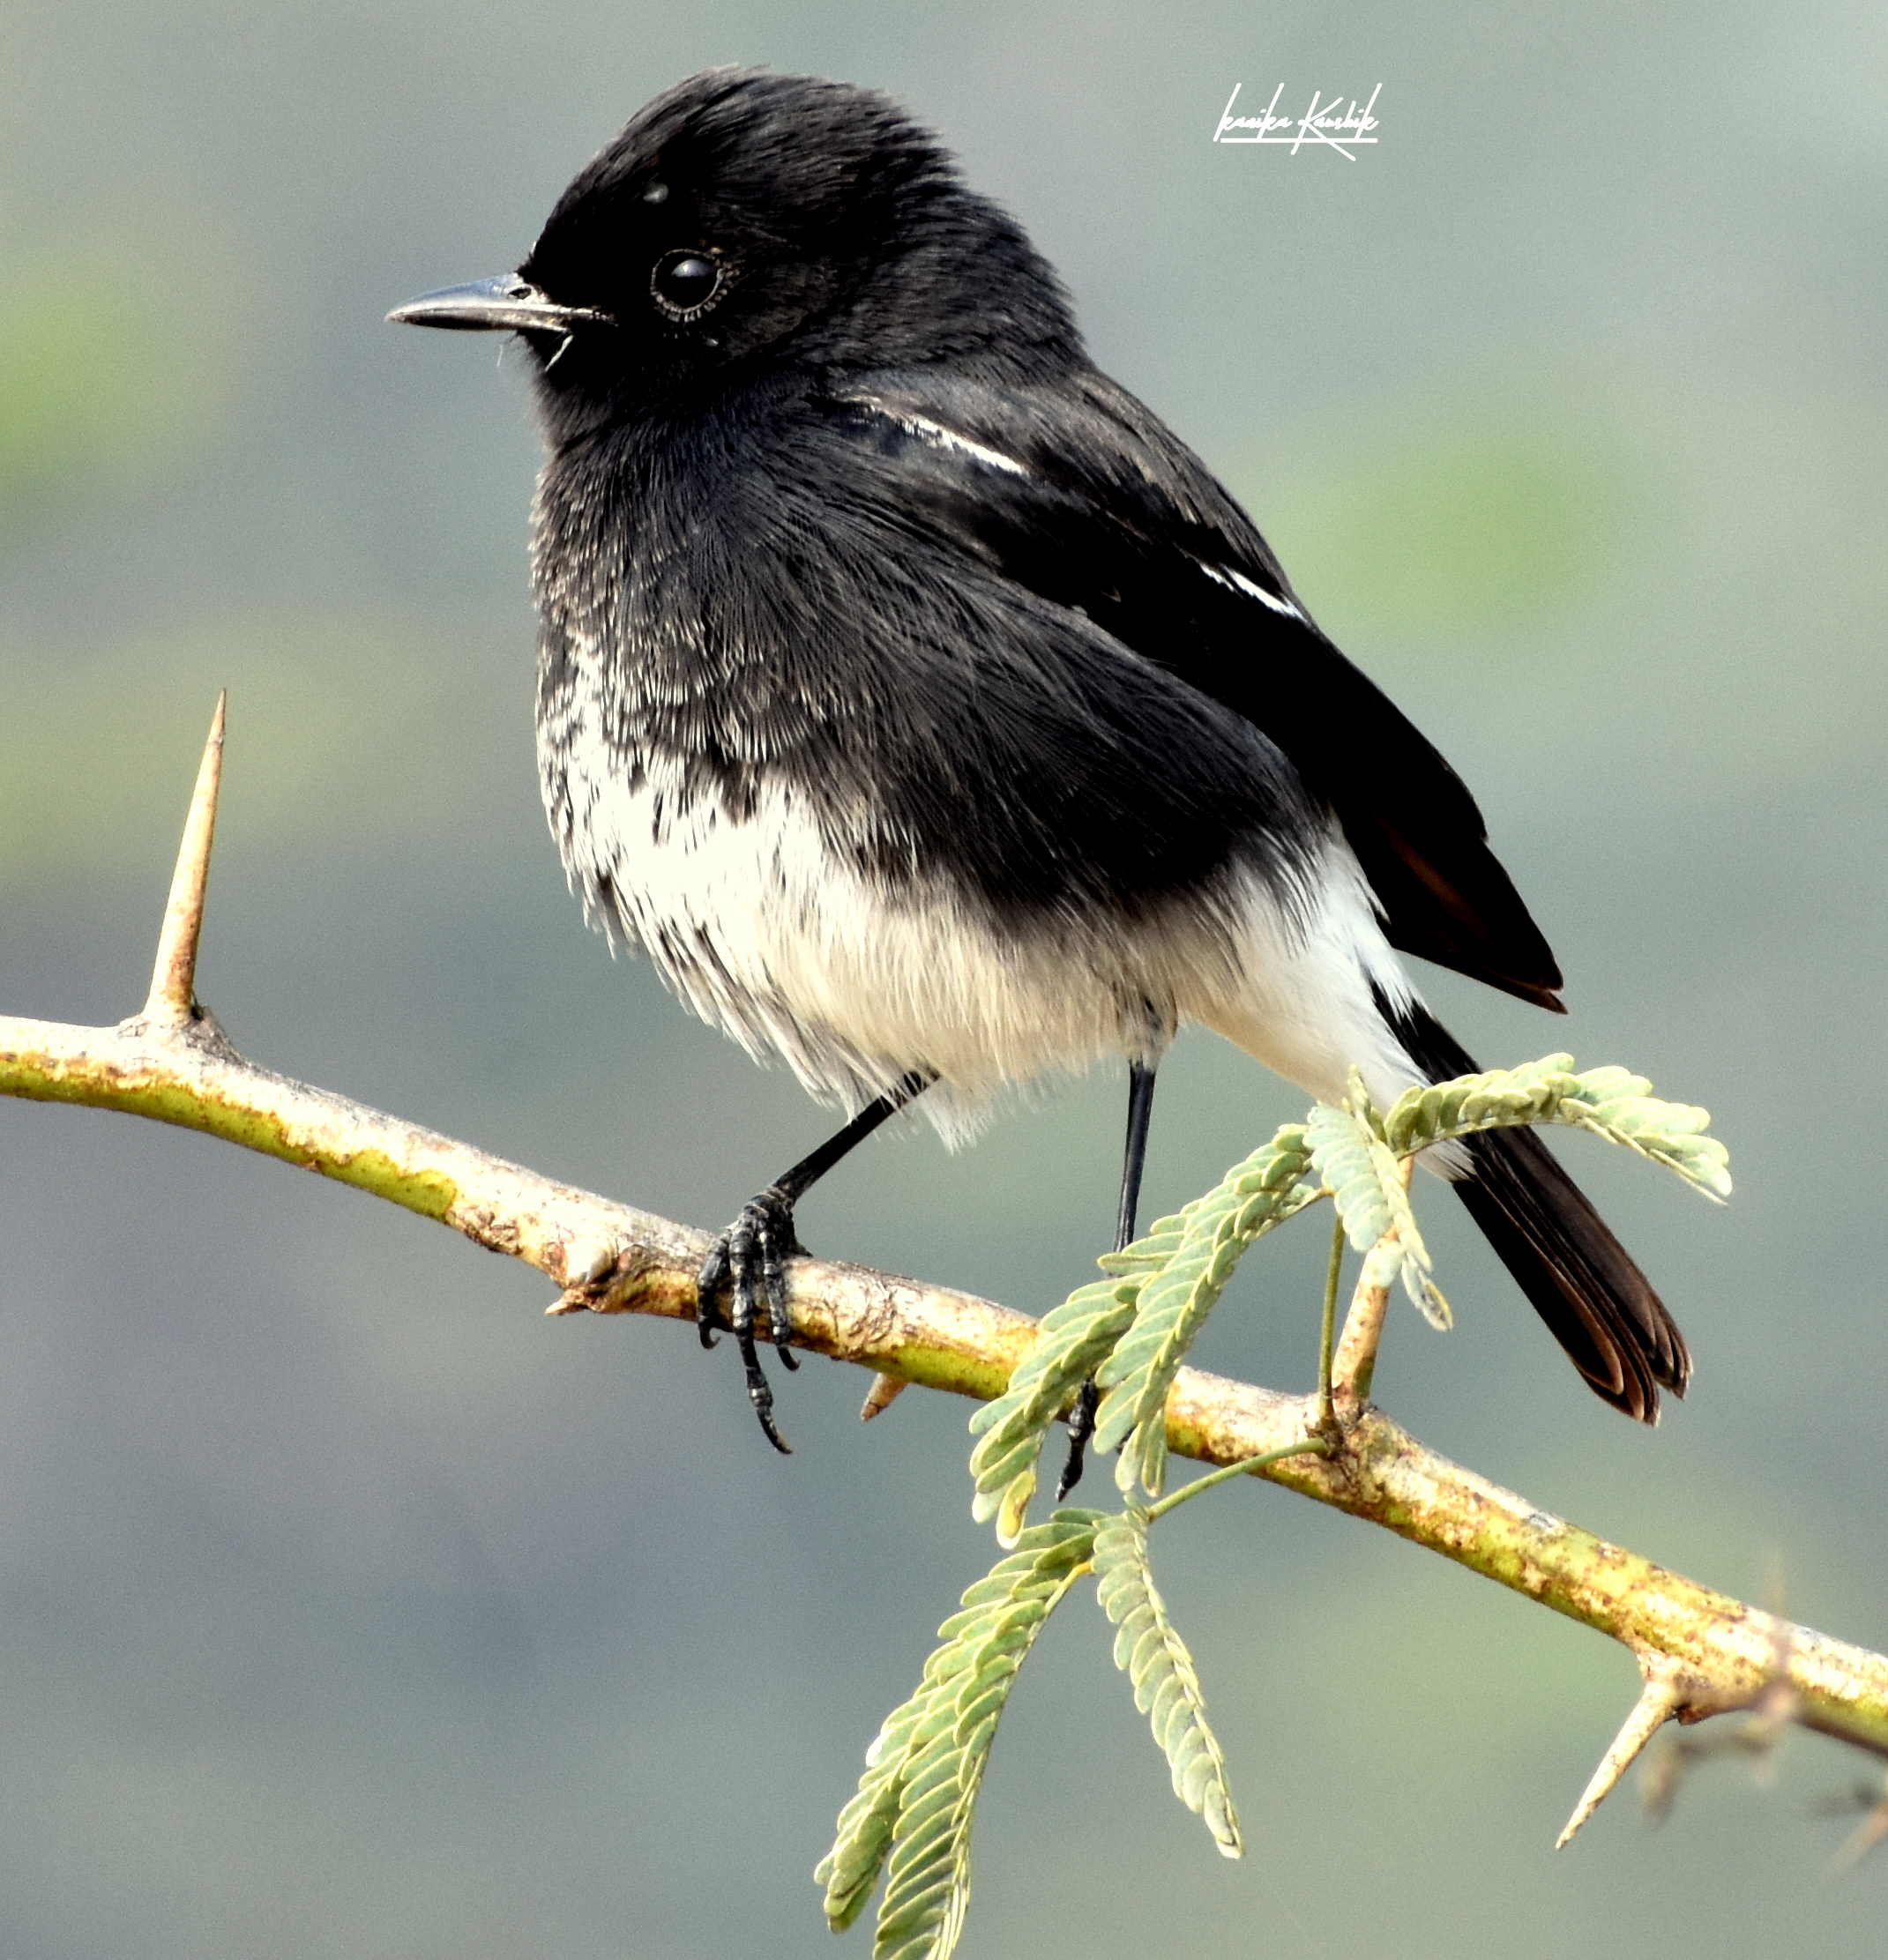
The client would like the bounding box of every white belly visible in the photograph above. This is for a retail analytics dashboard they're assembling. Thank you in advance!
[547,736,1428,1145]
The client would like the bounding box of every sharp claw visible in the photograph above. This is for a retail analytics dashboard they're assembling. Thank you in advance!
[1056,1379,1099,1500]
[735,1322,792,1453]
[753,1398,792,1454]
[760,1221,798,1369]
[695,1244,728,1346]
[701,1187,804,1449]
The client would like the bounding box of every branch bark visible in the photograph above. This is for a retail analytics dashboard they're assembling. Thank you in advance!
[5,702,1887,1846]
[6,1004,1886,1782]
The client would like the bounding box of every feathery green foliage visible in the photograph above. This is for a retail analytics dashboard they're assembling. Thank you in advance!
[967,1278,1142,1543]
[969,1055,1725,1531]
[1306,1096,1390,1248]
[1093,1509,1242,1855]
[817,1512,1102,1960]
[1308,1077,1449,1329]
[828,1053,1730,1959]
[1380,1055,1731,1198]
[1092,1124,1320,1498]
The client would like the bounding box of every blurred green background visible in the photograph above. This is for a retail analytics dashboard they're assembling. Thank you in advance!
[4,3,1886,1955]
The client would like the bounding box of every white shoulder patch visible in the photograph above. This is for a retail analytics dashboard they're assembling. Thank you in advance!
[1198,558,1302,621]
[855,399,1032,479]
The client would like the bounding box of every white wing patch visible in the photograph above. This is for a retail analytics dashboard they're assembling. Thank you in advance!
[1198,558,1302,621]
[854,399,1033,479]
[853,405,1302,631]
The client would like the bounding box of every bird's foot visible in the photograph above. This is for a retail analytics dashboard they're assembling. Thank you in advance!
[696,1183,803,1454]
[1055,1377,1100,1500]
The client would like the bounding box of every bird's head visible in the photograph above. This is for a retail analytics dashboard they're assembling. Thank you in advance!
[389,68,1078,436]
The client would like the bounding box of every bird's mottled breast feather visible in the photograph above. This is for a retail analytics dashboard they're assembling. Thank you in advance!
[531,387,1329,936]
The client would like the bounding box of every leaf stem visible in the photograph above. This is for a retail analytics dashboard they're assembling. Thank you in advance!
[1144,1438,1334,1523]
[1332,1155,1413,1412]
[1315,1207,1344,1431]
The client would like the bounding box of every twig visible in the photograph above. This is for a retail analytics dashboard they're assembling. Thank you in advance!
[1142,1438,1333,1521]
[5,704,1888,1791]
[1314,1210,1344,1432]
[10,996,1888,1763]
[1331,1157,1411,1416]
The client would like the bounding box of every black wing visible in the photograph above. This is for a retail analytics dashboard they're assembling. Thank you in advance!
[817,366,1564,1010]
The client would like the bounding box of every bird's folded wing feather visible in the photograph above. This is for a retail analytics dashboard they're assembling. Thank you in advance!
[821,367,1564,1010]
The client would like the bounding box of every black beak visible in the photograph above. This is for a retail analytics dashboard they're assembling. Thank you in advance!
[386,275,611,334]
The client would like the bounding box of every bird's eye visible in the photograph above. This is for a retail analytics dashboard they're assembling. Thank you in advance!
[651,250,726,321]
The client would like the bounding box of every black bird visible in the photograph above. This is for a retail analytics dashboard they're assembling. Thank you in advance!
[390,67,1689,1474]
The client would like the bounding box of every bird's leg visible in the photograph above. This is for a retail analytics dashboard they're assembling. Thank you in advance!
[1057,1059,1157,1500]
[697,1070,932,1452]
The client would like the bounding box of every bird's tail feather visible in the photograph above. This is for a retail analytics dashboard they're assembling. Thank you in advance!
[1390,1001,1690,1423]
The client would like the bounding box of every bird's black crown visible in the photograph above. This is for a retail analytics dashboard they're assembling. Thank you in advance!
[516,68,1080,427]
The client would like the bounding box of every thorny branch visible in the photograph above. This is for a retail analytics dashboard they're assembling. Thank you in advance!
[4,702,1887,1852]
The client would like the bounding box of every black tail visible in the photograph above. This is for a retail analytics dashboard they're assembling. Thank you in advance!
[1391,1002,1690,1424]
